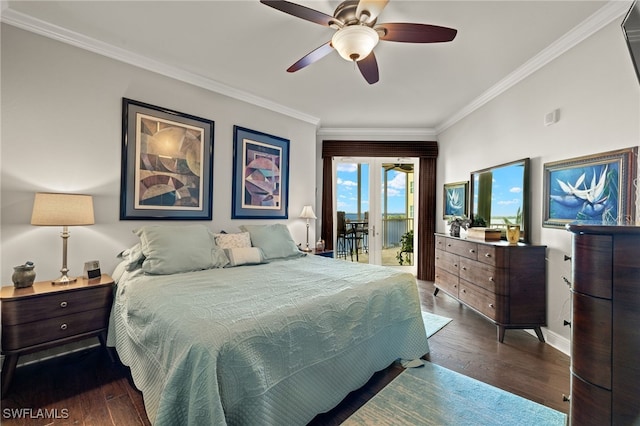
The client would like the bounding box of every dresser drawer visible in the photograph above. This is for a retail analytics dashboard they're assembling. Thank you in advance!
[444,238,478,261]
[571,291,612,390]
[435,249,459,272]
[2,307,110,351]
[459,280,506,322]
[572,233,612,299]
[459,258,507,295]
[476,244,499,266]
[570,373,611,426]
[2,285,112,325]
[434,267,459,297]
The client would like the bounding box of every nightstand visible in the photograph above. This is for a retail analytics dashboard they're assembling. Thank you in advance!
[1,274,114,396]
[313,249,334,258]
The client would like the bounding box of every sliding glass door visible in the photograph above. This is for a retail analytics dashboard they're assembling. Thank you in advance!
[334,157,418,272]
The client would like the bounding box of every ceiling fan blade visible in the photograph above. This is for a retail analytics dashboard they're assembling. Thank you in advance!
[357,52,379,84]
[260,0,335,26]
[287,41,334,73]
[356,0,389,24]
[378,23,457,43]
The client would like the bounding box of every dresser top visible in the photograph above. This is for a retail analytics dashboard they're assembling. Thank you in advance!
[566,222,640,235]
[1,274,114,300]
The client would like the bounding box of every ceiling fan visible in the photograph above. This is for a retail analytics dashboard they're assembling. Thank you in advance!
[260,0,457,84]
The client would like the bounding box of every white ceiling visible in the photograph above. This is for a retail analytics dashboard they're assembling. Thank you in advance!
[2,1,632,132]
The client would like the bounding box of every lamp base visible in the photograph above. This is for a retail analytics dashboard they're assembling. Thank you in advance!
[301,247,313,252]
[51,274,77,285]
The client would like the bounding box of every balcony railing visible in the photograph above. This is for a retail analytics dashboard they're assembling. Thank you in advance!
[382,217,413,249]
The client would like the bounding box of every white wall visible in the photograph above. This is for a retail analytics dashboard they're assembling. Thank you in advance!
[437,20,640,352]
[1,24,318,285]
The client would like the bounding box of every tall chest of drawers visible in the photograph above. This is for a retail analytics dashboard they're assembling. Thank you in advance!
[434,233,547,342]
[567,224,640,425]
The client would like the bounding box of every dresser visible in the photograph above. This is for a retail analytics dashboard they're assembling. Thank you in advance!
[1,274,114,395]
[567,224,640,425]
[434,233,547,342]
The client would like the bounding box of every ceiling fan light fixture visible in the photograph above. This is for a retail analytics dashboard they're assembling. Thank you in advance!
[331,25,379,62]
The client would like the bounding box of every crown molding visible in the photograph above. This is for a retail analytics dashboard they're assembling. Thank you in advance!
[0,8,321,127]
[317,127,438,138]
[436,0,632,135]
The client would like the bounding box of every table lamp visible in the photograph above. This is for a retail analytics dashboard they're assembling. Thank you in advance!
[299,205,316,252]
[31,192,95,284]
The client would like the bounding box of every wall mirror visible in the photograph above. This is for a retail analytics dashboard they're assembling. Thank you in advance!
[470,158,530,243]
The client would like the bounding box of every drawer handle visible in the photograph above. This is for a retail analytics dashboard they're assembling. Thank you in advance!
[489,303,494,308]
[469,249,475,254]
[462,289,466,293]
[60,301,68,308]
[454,263,458,267]
[489,276,494,282]
[461,266,466,270]
[60,323,68,330]
[447,243,451,247]
[484,253,492,258]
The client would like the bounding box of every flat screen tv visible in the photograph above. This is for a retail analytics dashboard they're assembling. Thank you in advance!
[622,0,640,84]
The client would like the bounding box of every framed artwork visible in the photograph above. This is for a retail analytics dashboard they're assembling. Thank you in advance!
[120,98,214,220]
[232,126,290,219]
[443,181,469,219]
[543,147,637,228]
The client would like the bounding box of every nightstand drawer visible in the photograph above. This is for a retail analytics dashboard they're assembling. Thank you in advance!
[2,286,112,326]
[2,307,111,351]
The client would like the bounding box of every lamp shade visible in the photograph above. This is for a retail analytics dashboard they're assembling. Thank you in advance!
[331,25,379,62]
[31,192,95,226]
[299,205,317,220]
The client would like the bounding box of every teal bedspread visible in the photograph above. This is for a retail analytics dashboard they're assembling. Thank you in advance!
[108,255,428,425]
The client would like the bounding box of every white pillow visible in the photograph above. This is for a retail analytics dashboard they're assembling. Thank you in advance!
[215,232,252,249]
[224,247,266,267]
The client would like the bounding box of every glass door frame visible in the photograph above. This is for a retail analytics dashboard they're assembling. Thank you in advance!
[333,156,419,272]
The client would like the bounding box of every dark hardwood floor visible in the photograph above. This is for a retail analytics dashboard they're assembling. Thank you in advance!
[0,279,570,425]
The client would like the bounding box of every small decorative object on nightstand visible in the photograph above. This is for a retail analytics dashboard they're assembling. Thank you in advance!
[0,274,115,396]
[11,261,36,288]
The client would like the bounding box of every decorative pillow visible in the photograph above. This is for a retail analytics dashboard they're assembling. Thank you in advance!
[214,232,252,249]
[240,224,304,260]
[224,247,266,267]
[117,243,145,271]
[135,225,219,275]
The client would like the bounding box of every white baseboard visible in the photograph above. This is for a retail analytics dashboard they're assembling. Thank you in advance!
[525,327,570,356]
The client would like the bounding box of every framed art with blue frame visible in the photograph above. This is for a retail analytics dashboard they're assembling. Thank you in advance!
[232,126,290,219]
[543,147,637,228]
[120,98,214,220]
[443,181,468,219]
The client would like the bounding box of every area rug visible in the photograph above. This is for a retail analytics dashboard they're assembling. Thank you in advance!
[422,311,452,338]
[342,361,567,425]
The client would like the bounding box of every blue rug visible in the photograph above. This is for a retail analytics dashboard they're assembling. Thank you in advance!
[343,361,567,425]
[422,311,452,338]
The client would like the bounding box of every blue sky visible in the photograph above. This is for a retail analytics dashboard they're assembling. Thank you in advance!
[336,163,408,214]
[473,164,524,217]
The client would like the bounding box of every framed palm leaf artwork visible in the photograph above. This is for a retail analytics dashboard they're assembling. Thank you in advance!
[443,181,468,219]
[543,147,637,228]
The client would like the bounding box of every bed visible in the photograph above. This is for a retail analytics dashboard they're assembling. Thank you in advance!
[107,224,429,426]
